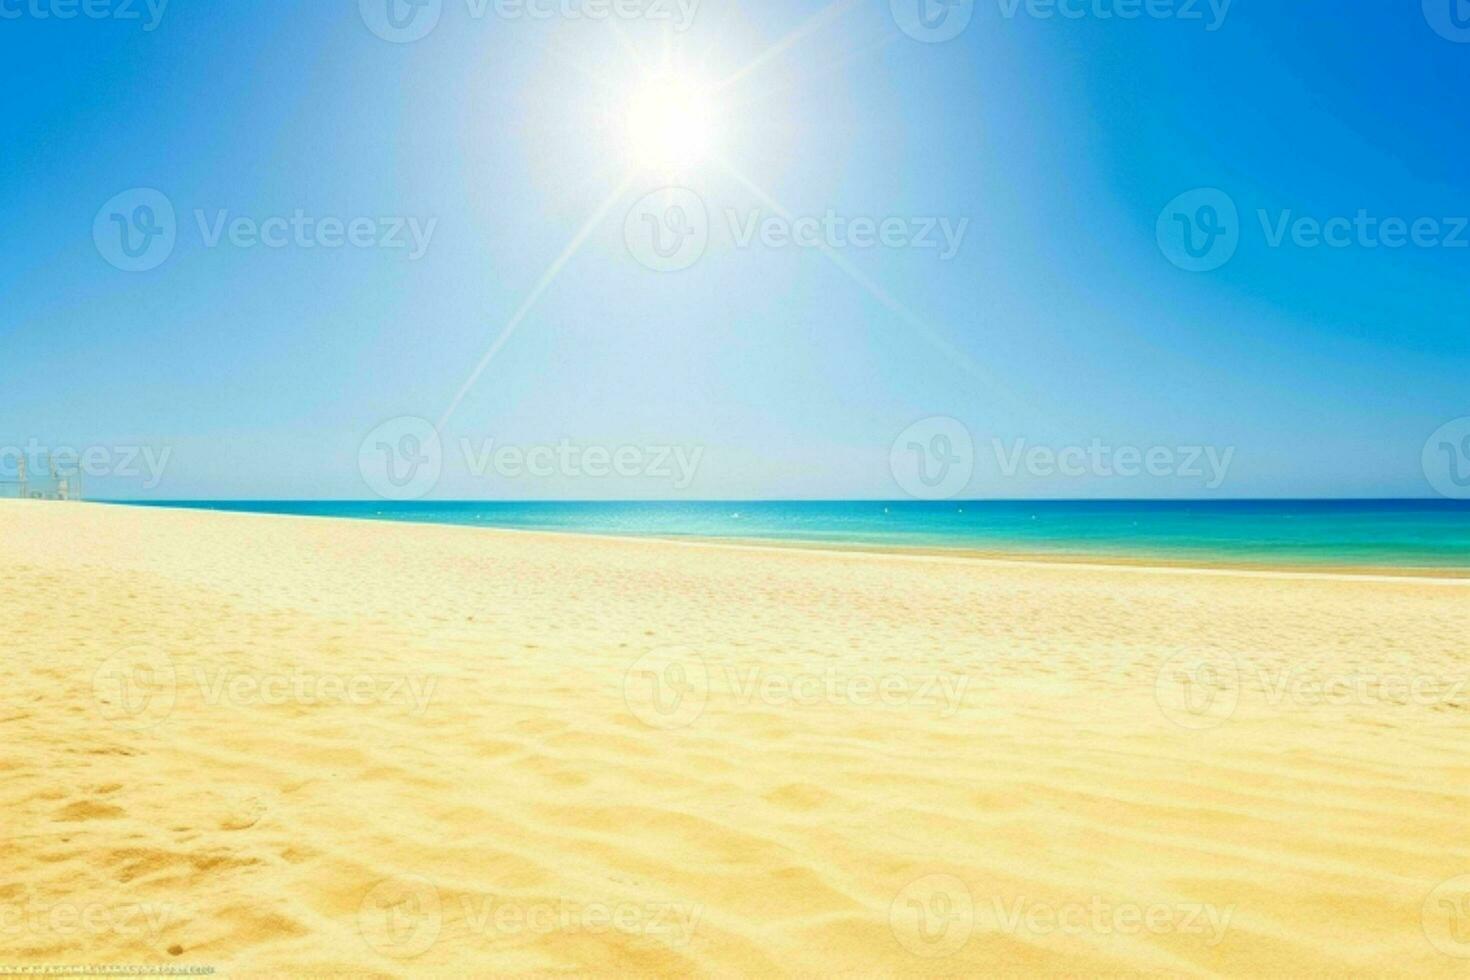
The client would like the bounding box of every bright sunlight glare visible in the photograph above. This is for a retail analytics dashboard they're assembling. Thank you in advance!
[624,74,720,173]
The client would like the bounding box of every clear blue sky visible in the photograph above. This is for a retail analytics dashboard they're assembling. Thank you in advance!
[3,1,1468,499]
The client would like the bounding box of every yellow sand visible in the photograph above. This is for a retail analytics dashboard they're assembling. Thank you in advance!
[2,500,1468,977]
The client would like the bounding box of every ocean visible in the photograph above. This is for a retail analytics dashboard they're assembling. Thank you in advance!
[117,499,1470,570]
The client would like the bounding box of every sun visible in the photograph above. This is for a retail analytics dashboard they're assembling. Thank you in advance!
[624,73,720,174]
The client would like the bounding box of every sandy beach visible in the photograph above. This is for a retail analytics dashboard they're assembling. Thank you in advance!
[2,499,1467,976]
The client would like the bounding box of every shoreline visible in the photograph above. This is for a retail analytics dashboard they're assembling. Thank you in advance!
[92,499,1470,584]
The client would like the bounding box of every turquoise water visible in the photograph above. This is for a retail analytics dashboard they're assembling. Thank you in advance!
[118,500,1470,570]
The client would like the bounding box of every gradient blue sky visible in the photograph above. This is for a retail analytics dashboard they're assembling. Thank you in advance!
[3,1,1468,499]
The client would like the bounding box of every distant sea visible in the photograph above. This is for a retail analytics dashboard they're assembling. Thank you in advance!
[117,500,1470,571]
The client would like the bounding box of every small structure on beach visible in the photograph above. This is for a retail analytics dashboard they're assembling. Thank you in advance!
[0,454,81,501]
